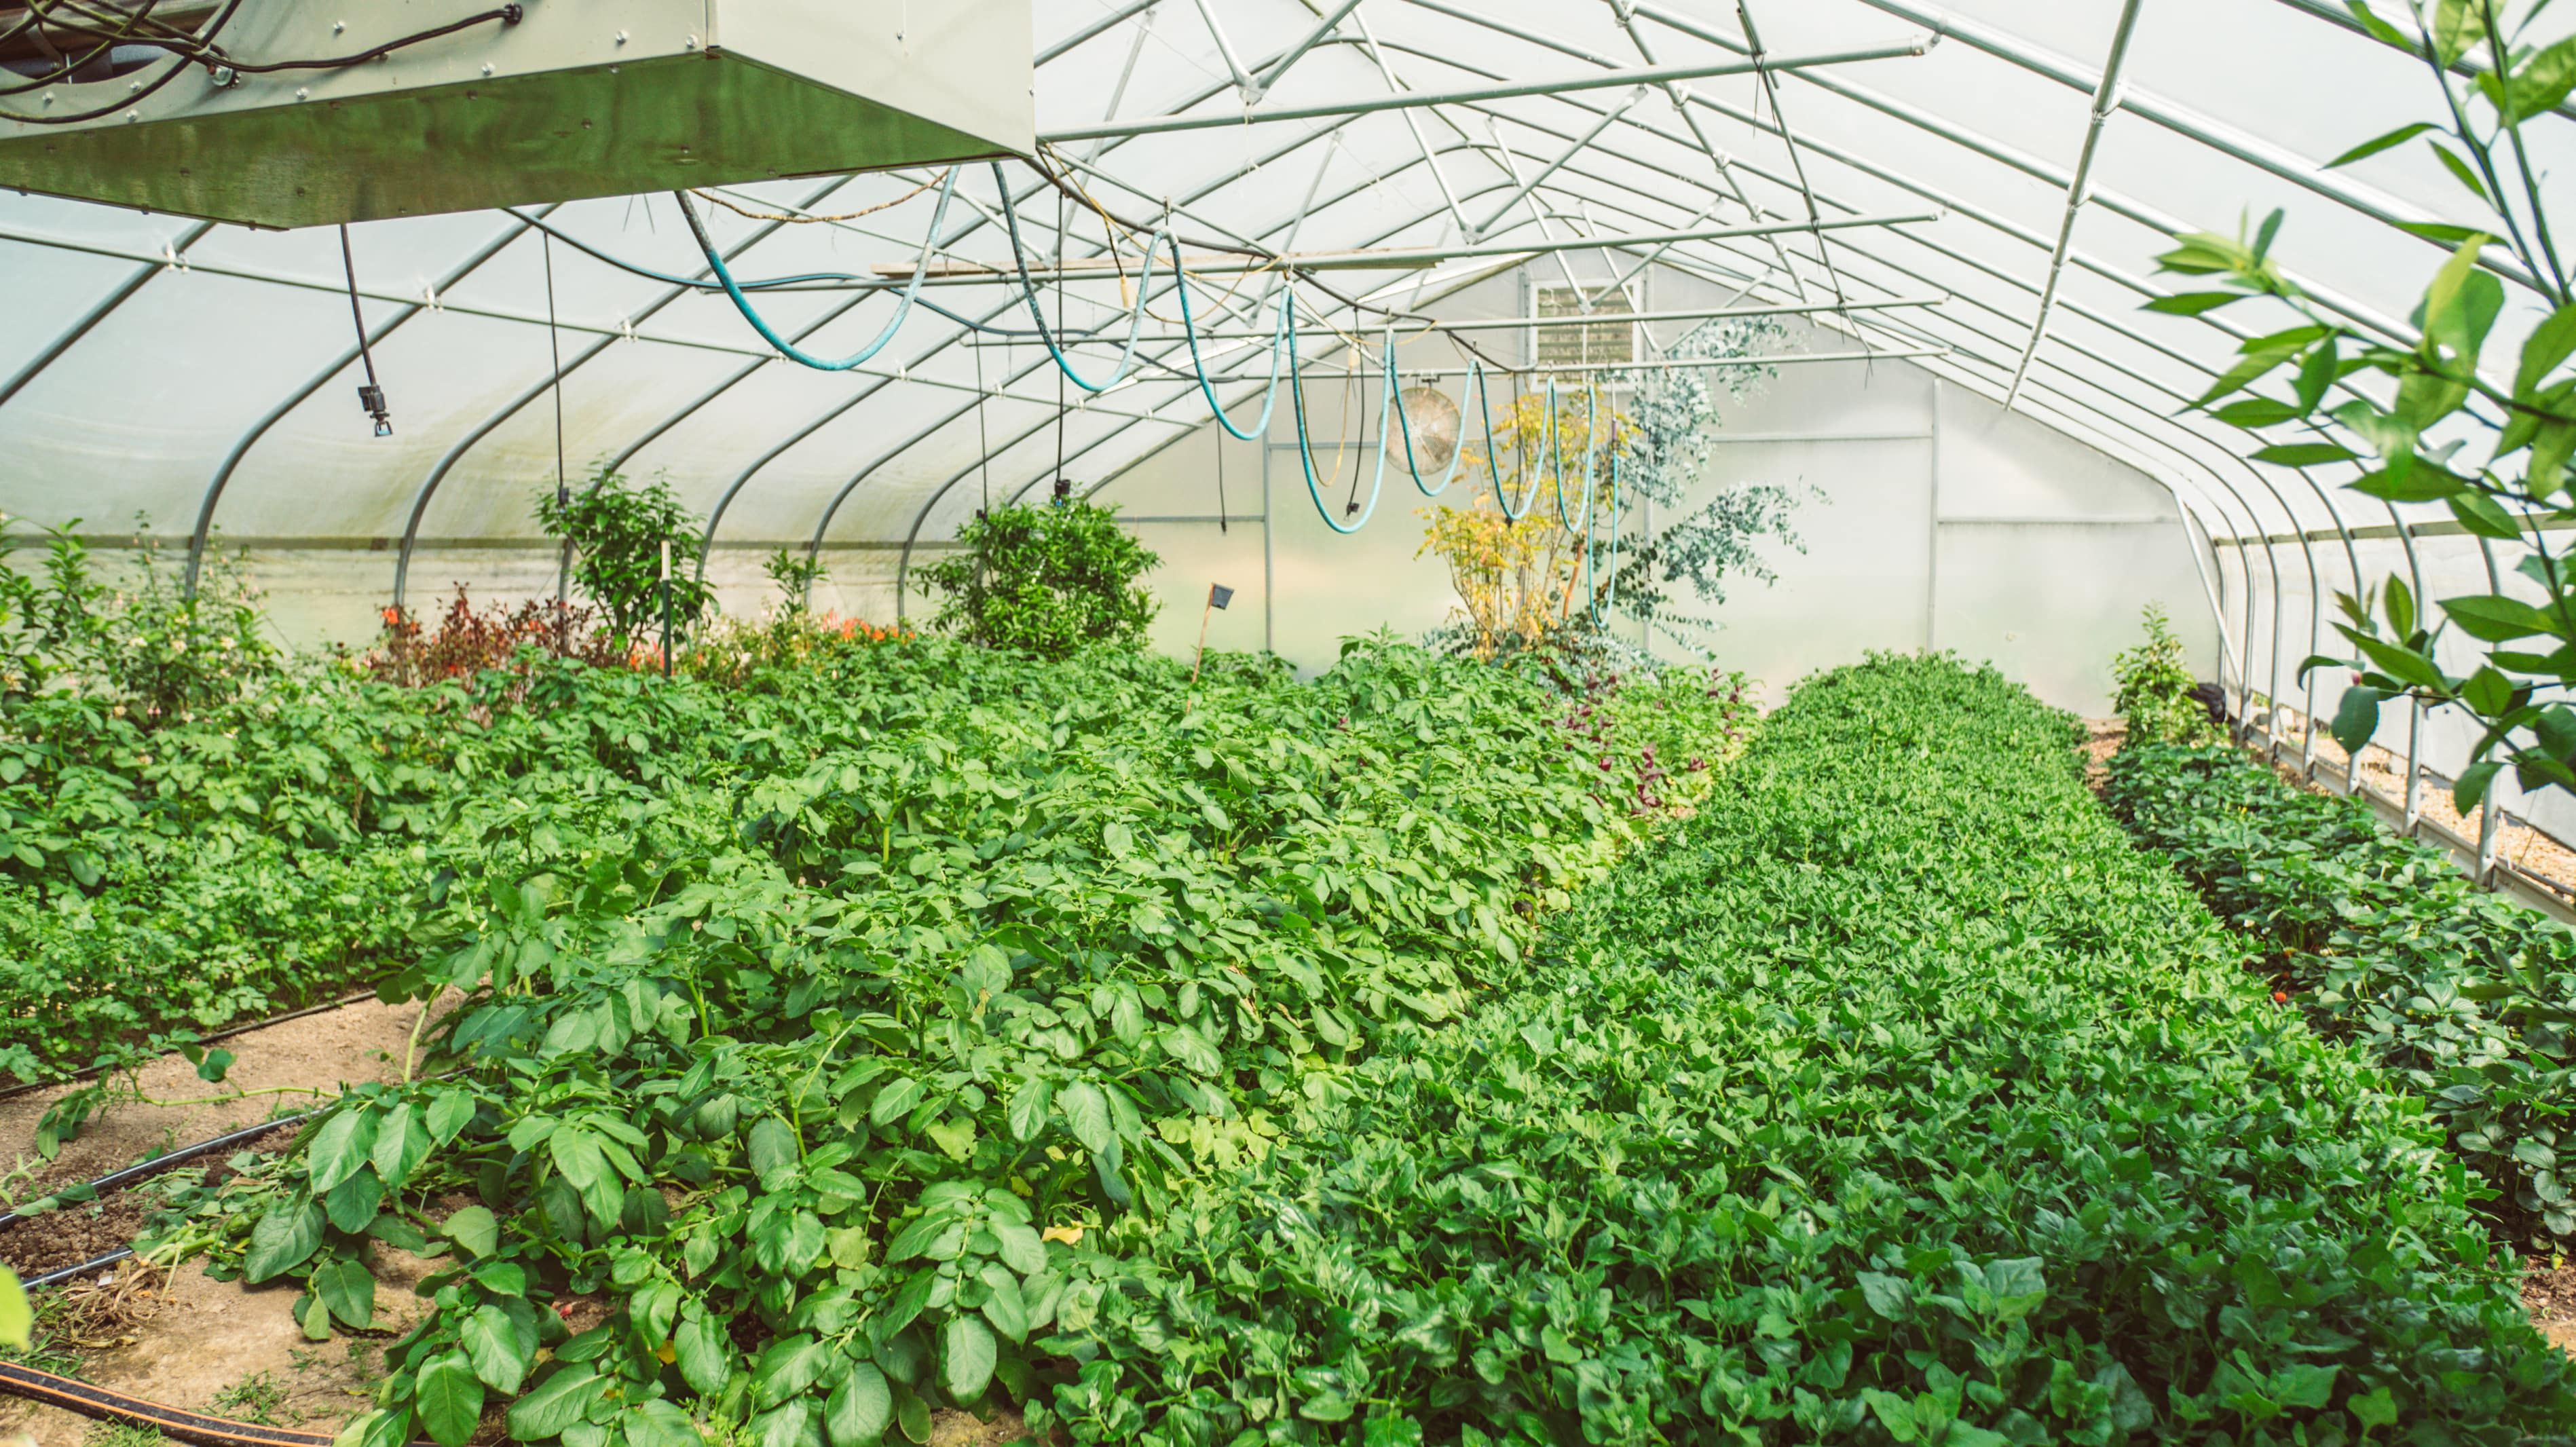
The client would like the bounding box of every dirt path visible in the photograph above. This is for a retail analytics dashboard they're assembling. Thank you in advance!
[0,993,447,1446]
[0,993,442,1211]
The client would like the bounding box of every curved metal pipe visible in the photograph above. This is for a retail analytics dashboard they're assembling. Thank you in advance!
[184,209,552,596]
[388,181,844,606]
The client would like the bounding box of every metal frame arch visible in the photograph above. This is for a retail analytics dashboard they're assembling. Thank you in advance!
[388,179,846,606]
[1840,0,2548,297]
[0,221,217,419]
[185,209,554,595]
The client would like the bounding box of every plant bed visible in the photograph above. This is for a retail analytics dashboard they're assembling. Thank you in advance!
[1034,656,2576,1442]
[92,633,1750,1447]
[2106,736,2576,1249]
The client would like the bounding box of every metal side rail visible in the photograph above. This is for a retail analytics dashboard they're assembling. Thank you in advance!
[2231,729,2576,928]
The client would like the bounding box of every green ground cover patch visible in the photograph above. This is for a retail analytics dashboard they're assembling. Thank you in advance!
[2108,738,2576,1247]
[1040,656,2576,1444]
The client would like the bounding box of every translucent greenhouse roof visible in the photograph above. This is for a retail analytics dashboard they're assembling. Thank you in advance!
[4,0,2569,588]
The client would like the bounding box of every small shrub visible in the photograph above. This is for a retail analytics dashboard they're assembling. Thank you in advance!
[678,609,908,688]
[2112,602,2214,745]
[534,467,715,649]
[362,586,624,689]
[916,501,1159,659]
[0,515,276,726]
[763,547,828,614]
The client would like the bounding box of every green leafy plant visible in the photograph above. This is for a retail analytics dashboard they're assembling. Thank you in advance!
[1040,656,2576,1442]
[2111,603,2216,746]
[115,629,1740,1447]
[2108,732,2576,1245]
[0,516,276,724]
[1606,317,1809,650]
[2154,0,2576,815]
[762,548,827,616]
[536,469,715,650]
[915,502,1159,660]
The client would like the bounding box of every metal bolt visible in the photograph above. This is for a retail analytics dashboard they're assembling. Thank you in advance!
[614,30,629,43]
[295,87,310,100]
[333,19,345,33]
[481,62,494,76]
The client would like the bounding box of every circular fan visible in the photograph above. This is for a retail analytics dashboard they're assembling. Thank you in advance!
[1394,386,1462,474]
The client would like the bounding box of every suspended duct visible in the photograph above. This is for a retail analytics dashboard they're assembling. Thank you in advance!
[0,0,1032,228]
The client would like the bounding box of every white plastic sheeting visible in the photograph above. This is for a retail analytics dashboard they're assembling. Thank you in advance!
[0,0,2564,739]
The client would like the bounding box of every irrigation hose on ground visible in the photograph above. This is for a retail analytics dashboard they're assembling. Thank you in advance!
[0,1118,411,1447]
[0,1362,415,1447]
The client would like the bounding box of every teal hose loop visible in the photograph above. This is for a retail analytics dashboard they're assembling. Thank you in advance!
[1287,319,1394,535]
[1180,261,1292,443]
[1588,453,1624,632]
[673,170,958,373]
[995,162,1168,394]
[1555,383,1607,533]
[1496,379,1550,523]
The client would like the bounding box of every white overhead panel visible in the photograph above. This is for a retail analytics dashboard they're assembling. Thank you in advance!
[0,0,1033,228]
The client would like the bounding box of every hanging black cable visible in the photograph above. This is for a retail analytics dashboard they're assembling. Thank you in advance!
[338,224,391,436]
[973,341,993,516]
[1053,183,1068,504]
[1342,303,1365,517]
[542,233,571,607]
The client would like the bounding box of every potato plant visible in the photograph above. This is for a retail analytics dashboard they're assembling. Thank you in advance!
[128,633,1753,1447]
[2108,736,2576,1245]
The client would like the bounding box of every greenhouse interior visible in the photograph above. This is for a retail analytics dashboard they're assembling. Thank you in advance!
[14,0,2576,1441]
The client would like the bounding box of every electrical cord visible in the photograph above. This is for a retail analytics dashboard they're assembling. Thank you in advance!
[689,172,948,225]
[0,0,240,122]
[0,1,519,120]
[0,0,164,98]
[671,170,959,372]
[183,4,522,74]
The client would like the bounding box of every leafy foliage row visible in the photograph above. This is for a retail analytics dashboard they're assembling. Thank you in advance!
[2106,736,2576,1245]
[1034,656,2576,1444]
[130,635,1750,1447]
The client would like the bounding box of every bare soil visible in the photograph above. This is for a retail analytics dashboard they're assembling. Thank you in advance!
[0,992,1038,1444]
[0,994,449,1444]
[2081,717,2125,797]
[0,992,446,1212]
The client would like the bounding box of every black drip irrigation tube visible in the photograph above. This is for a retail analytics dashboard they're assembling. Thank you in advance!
[0,1113,312,1285]
[0,1363,350,1447]
[0,1114,407,1447]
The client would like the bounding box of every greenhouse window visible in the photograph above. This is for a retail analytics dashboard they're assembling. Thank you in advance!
[1531,284,1635,373]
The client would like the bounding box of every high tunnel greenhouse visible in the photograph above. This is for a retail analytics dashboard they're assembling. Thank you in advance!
[10,0,2576,1443]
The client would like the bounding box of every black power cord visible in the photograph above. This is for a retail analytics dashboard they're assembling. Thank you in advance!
[197,4,523,74]
[337,223,391,436]
[0,0,170,98]
[0,2,521,123]
[0,0,240,123]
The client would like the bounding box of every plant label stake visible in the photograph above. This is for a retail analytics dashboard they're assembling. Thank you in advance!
[660,538,673,678]
[1193,583,1234,683]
